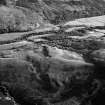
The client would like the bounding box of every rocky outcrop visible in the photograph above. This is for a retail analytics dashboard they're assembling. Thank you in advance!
[0,41,96,105]
[90,49,105,65]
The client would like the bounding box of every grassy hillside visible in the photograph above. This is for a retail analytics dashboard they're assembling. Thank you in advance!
[1,0,105,33]
[16,0,105,24]
[0,1,45,34]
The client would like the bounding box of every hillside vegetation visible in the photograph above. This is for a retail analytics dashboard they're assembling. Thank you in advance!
[16,0,105,24]
[0,0,45,33]
[1,0,105,33]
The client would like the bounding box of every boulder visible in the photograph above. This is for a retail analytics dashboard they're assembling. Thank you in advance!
[90,49,105,66]
[26,50,94,84]
[26,46,94,99]
[44,45,84,61]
